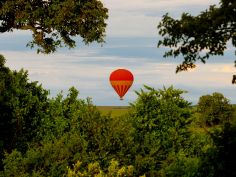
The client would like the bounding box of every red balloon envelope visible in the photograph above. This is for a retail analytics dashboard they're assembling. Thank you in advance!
[109,69,134,100]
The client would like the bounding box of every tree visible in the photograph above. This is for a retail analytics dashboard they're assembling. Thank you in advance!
[0,76,135,176]
[198,123,236,177]
[197,92,234,126]
[157,0,236,83]
[0,0,108,53]
[130,86,191,176]
[0,54,49,169]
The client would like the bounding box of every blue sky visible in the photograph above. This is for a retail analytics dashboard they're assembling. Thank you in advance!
[1,0,236,106]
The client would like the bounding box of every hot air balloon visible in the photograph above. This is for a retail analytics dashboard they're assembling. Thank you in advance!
[109,69,134,100]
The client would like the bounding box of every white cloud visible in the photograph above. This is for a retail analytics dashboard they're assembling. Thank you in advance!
[102,0,220,37]
[212,65,236,73]
[3,49,236,105]
[106,11,160,37]
[102,0,219,12]
[1,0,235,105]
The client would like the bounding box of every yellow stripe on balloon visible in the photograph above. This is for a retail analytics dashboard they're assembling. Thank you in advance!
[110,80,133,85]
[110,80,133,98]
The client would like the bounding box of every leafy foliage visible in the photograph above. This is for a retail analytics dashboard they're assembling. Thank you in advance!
[0,0,108,53]
[197,92,234,126]
[130,86,192,176]
[198,123,236,177]
[67,159,135,177]
[158,150,201,177]
[1,55,236,176]
[0,54,49,169]
[157,0,236,83]
[0,61,134,176]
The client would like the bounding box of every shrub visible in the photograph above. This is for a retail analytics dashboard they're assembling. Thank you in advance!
[197,92,234,126]
[67,159,134,177]
[1,88,134,176]
[0,55,49,169]
[198,123,236,177]
[129,86,192,175]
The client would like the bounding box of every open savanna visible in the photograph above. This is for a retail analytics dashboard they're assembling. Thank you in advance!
[97,106,130,117]
[97,105,236,120]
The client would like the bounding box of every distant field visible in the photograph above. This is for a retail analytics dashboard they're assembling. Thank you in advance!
[97,106,129,117]
[97,105,236,120]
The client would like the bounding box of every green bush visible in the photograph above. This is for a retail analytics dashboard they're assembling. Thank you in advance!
[67,159,135,177]
[159,150,200,177]
[1,87,134,176]
[0,55,49,169]
[197,92,234,126]
[197,123,236,177]
[129,86,192,176]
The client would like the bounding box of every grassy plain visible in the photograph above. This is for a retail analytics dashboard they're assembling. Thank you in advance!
[97,104,236,119]
[97,106,129,118]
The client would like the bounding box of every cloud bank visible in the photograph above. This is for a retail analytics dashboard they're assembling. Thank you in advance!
[1,0,235,105]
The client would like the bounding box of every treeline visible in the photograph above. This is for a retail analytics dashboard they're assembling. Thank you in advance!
[0,54,236,177]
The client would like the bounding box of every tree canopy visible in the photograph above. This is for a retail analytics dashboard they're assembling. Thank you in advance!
[0,54,49,169]
[197,92,234,126]
[157,0,236,83]
[0,0,108,53]
[1,57,236,176]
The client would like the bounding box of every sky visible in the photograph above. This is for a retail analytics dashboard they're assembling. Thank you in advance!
[1,0,236,106]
